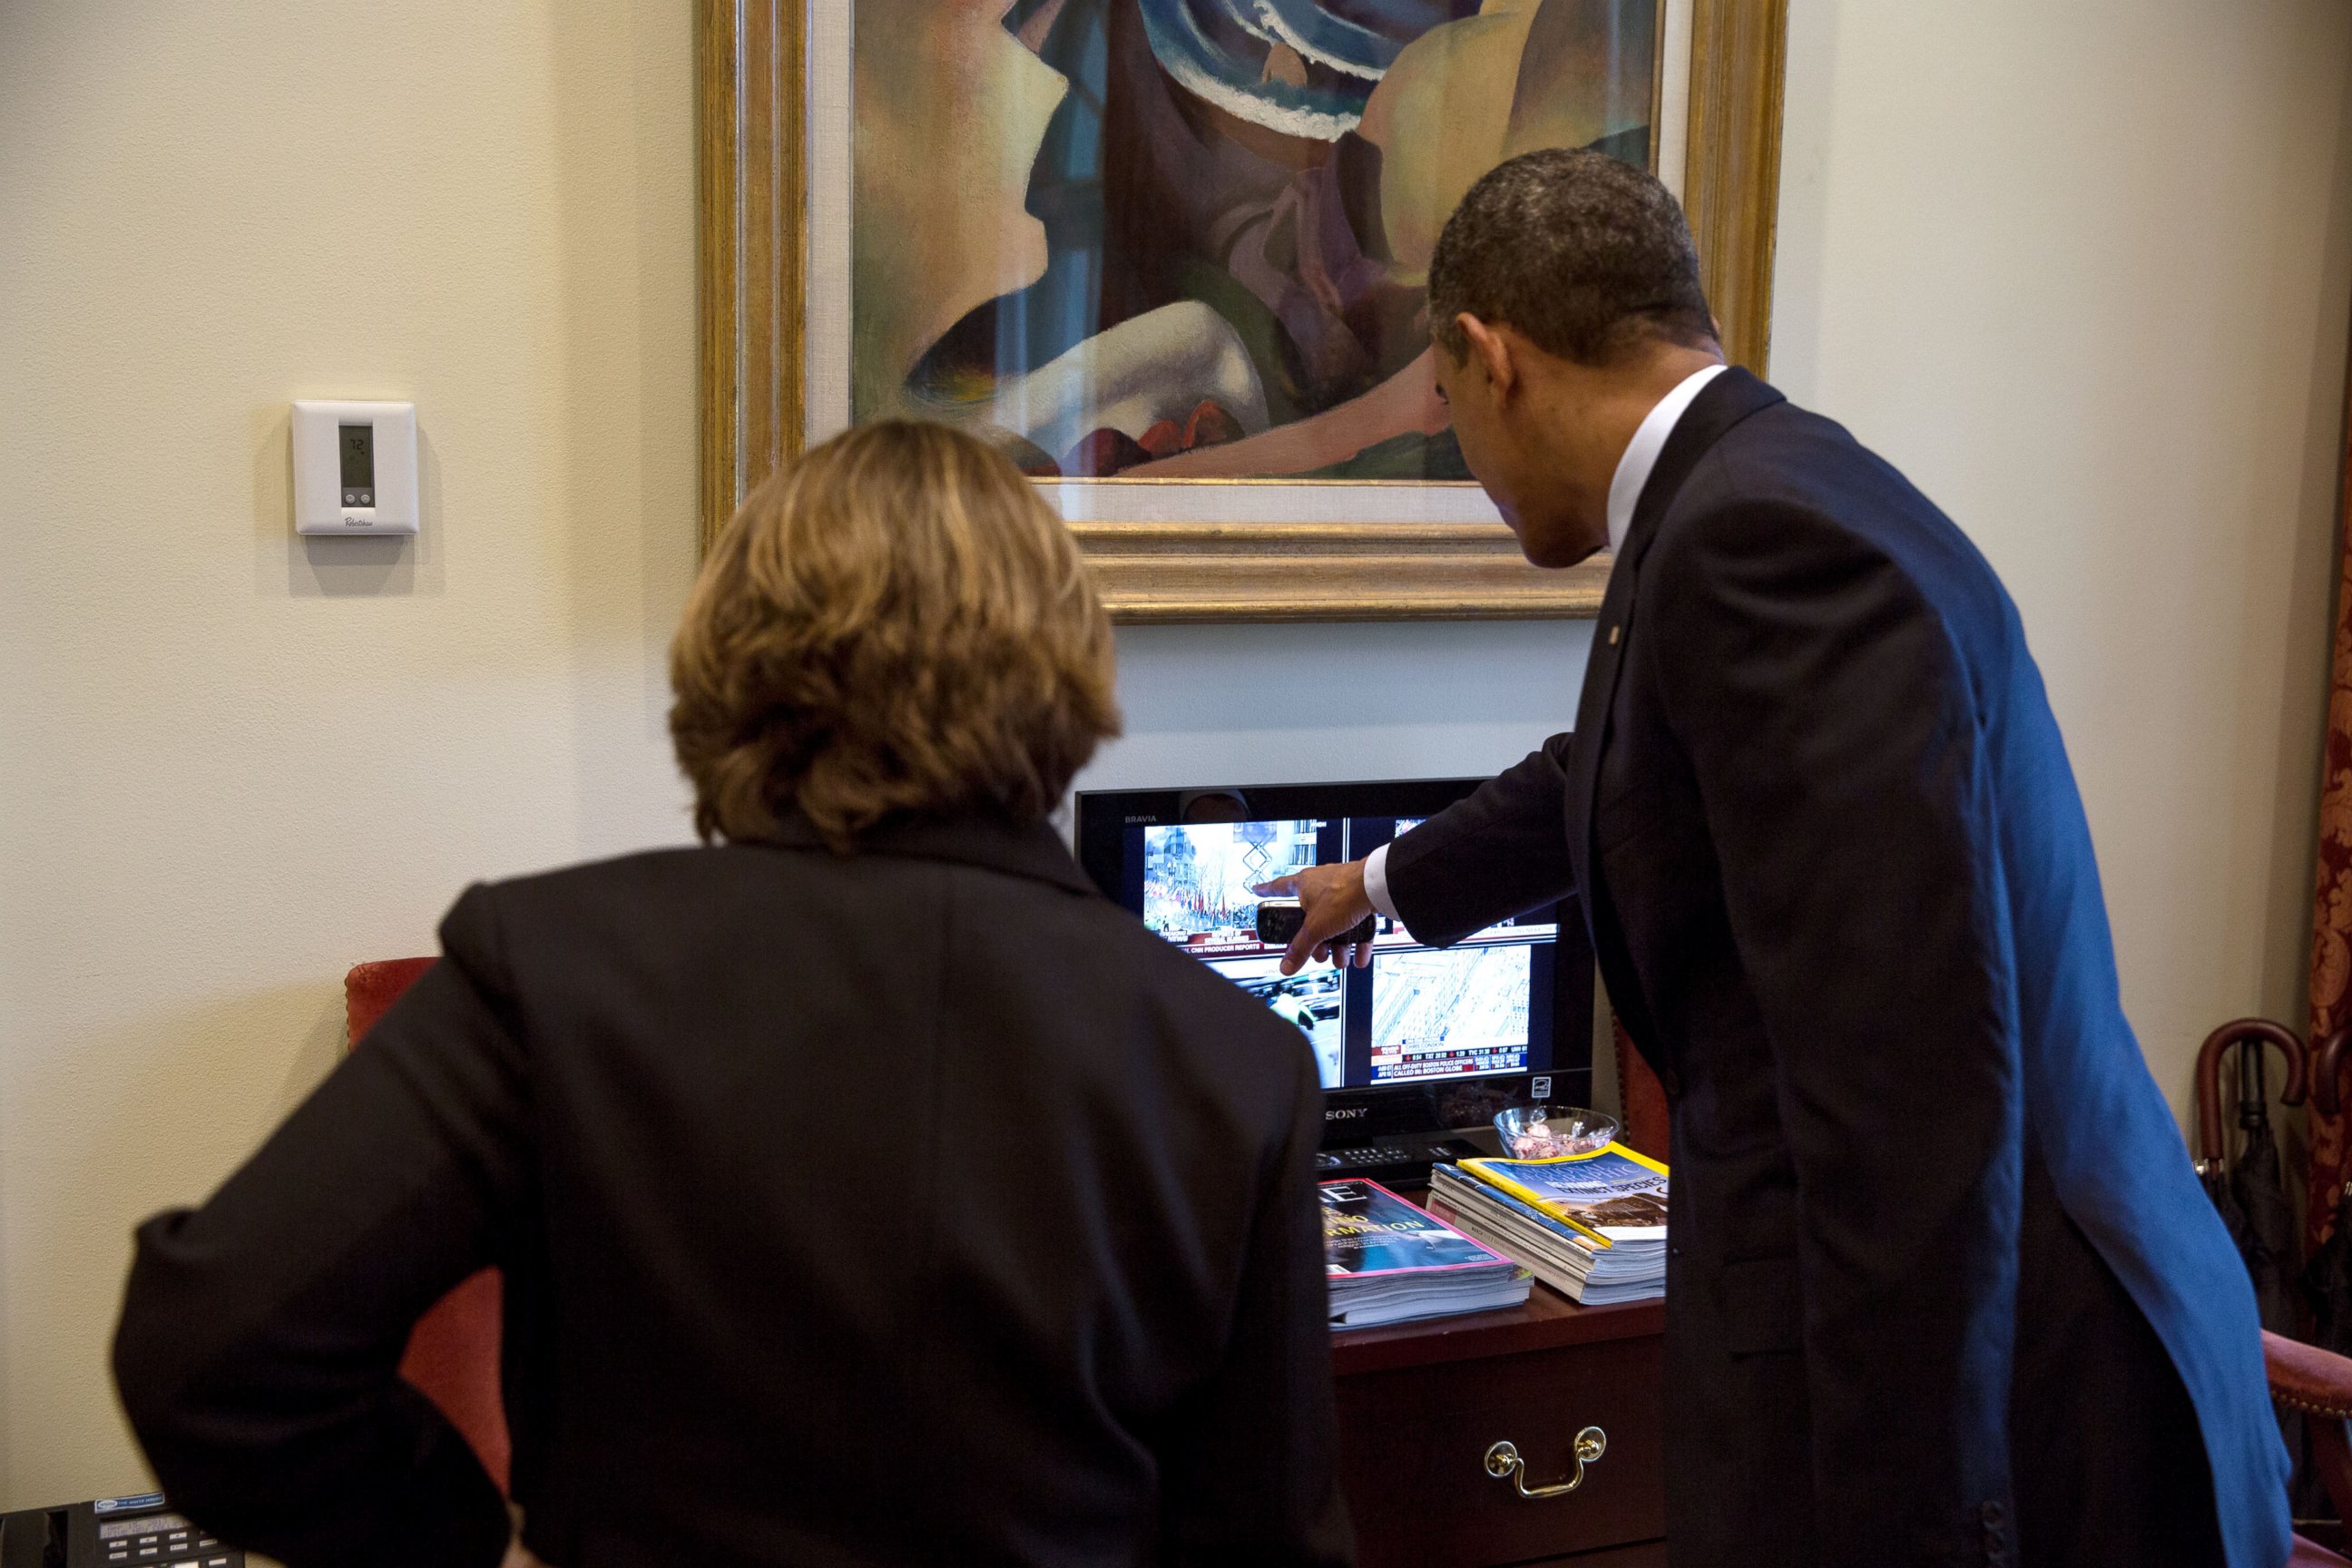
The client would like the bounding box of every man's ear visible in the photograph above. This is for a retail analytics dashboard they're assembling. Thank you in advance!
[1457,314,1515,399]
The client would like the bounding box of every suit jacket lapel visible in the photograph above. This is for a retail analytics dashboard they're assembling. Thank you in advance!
[1614,368,1785,577]
[1564,559,1636,916]
[1567,369,1785,891]
[1565,368,1787,1067]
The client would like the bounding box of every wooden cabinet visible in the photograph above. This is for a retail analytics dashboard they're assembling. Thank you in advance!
[1333,1291,1667,1568]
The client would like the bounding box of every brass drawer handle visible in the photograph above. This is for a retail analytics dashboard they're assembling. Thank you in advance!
[1484,1426,1607,1501]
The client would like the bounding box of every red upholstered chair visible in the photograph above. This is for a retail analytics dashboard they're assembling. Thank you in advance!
[344,958,511,1494]
[2265,1332,2352,1564]
[1612,1015,1671,1162]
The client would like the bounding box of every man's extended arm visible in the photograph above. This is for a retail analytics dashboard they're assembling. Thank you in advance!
[1381,733,1578,946]
[1259,739,1576,973]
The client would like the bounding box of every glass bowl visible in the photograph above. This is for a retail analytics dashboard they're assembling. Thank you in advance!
[1492,1103,1620,1161]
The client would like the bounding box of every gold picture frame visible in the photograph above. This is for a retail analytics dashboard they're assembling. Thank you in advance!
[698,0,1787,622]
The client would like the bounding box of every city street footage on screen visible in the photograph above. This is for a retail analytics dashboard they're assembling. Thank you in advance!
[1139,815,1550,1090]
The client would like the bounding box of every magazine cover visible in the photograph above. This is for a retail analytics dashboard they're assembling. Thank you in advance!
[1456,1142,1671,1245]
[1426,1164,1608,1261]
[1319,1179,1509,1278]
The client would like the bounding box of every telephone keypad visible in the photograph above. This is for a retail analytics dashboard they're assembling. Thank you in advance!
[98,1510,236,1566]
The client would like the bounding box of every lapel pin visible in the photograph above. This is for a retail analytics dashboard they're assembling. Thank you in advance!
[1608,625,1622,646]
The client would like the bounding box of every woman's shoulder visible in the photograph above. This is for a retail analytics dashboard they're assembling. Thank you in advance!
[472,843,737,899]
[447,844,727,927]
[455,838,1299,1043]
[439,844,814,964]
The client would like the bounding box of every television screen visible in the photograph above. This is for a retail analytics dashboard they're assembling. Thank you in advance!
[1075,779,1593,1136]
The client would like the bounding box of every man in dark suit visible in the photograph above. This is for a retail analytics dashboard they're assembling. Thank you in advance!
[1261,150,2288,1566]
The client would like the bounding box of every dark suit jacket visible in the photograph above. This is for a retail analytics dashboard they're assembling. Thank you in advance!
[113,815,1353,1568]
[1387,370,2288,1568]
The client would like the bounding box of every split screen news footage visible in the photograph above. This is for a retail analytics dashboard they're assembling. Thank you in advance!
[1074,779,1596,1183]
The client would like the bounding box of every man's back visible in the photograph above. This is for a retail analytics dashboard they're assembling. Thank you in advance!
[1623,383,2288,1565]
[116,815,1353,1568]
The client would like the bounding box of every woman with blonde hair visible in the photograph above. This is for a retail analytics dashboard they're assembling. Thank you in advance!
[114,422,1351,1568]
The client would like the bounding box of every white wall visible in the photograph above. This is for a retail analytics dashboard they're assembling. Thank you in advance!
[1769,1,2352,1127]
[1,0,2347,1514]
[0,0,703,1508]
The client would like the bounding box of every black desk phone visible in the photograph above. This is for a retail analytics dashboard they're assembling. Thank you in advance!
[0,1494,242,1568]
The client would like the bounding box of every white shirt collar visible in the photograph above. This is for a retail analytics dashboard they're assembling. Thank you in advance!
[1605,362,1729,556]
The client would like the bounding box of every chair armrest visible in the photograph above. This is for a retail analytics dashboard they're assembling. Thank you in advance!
[2270,1331,2352,1544]
[2267,1330,2352,1416]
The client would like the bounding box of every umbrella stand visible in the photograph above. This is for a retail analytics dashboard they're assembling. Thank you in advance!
[2198,1020,2323,1526]
[2194,1020,2308,1336]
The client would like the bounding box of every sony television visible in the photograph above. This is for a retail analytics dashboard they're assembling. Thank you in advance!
[1073,778,1597,1182]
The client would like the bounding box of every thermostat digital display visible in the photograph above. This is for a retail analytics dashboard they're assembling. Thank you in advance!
[338,423,375,507]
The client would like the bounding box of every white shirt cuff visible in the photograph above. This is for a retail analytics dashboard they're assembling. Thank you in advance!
[1362,842,1402,922]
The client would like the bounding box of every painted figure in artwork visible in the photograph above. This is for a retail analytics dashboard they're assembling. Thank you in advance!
[853,0,1658,478]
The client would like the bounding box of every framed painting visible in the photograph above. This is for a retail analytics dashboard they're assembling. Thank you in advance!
[699,0,1787,620]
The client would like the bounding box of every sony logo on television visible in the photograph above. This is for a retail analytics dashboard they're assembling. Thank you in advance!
[1325,1106,1368,1122]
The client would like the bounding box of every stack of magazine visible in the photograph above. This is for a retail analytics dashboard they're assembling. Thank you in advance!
[1426,1142,1670,1306]
[1320,1178,1533,1328]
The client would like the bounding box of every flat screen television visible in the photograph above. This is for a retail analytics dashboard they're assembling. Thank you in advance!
[1073,778,1597,1166]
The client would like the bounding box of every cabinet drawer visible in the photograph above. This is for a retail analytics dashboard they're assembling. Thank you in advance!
[1335,1332,1664,1568]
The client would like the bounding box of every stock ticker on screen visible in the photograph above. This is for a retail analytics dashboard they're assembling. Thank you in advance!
[1371,946,1534,1081]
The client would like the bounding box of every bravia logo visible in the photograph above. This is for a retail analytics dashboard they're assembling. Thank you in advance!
[1325,1106,1368,1121]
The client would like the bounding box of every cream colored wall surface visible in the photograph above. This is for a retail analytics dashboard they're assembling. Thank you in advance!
[1771,1,2352,1138]
[4,0,2352,1523]
[0,1,701,1507]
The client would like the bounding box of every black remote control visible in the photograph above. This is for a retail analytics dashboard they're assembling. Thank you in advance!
[1255,900,1376,949]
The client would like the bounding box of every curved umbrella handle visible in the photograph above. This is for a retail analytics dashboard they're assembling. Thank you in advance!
[2195,1019,2308,1167]
[2310,1027,2352,1119]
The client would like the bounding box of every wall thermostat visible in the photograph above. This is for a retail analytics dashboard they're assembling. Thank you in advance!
[291,399,417,534]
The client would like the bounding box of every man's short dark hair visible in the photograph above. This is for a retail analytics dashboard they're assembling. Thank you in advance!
[1428,149,1716,367]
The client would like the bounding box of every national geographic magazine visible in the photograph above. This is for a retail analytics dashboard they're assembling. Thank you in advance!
[1455,1142,1671,1249]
